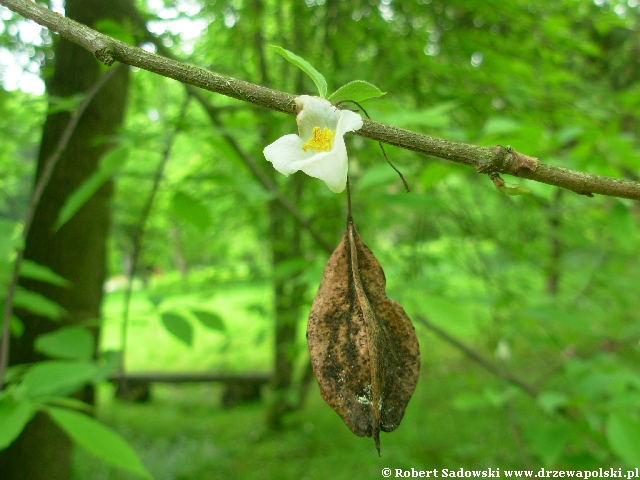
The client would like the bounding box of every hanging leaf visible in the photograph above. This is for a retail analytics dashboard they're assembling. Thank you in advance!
[47,406,152,478]
[19,260,71,287]
[270,46,328,98]
[54,146,129,231]
[191,309,225,332]
[307,216,420,455]
[34,326,95,360]
[13,288,66,320]
[21,360,99,398]
[0,397,34,450]
[160,311,194,347]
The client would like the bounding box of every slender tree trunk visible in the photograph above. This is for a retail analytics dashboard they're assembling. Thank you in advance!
[0,0,133,478]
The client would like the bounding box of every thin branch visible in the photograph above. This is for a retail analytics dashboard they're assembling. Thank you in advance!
[415,315,539,398]
[2,0,640,202]
[0,66,121,389]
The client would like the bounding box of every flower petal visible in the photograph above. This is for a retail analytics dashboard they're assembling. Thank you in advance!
[299,144,348,193]
[296,95,341,141]
[263,134,312,176]
[336,109,364,136]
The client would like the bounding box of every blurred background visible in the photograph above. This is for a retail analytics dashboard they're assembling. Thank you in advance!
[1,0,639,478]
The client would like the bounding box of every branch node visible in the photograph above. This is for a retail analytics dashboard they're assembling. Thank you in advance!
[95,47,115,66]
[505,145,538,175]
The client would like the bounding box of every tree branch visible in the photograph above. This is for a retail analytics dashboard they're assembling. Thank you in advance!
[2,0,640,201]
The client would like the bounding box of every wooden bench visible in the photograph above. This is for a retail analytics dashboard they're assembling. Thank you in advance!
[109,372,272,407]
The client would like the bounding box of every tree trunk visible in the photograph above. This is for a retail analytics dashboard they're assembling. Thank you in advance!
[0,0,133,478]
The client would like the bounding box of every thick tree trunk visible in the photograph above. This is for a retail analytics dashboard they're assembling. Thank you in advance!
[0,1,133,478]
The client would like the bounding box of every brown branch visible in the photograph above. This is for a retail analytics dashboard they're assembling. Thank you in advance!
[2,0,640,201]
[415,315,539,398]
[0,66,121,389]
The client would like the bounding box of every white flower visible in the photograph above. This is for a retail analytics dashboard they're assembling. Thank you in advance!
[263,95,363,193]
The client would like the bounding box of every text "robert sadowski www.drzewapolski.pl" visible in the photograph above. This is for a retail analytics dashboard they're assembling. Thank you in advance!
[387,468,640,479]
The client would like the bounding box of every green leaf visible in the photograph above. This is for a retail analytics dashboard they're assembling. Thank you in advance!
[270,46,327,98]
[54,146,129,231]
[171,191,212,233]
[160,311,193,347]
[328,80,385,103]
[10,315,24,337]
[19,260,71,287]
[0,397,34,450]
[606,413,640,467]
[496,182,531,196]
[54,175,105,231]
[21,360,99,398]
[13,288,66,320]
[191,309,225,332]
[47,407,152,478]
[34,326,95,360]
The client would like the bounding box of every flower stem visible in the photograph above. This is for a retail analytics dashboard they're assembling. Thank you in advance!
[347,176,352,218]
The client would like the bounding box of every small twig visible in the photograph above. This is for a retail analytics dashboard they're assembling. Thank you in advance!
[336,99,410,193]
[415,315,539,398]
[118,95,190,395]
[0,66,121,389]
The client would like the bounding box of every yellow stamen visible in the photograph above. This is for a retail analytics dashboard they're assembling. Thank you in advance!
[301,127,335,152]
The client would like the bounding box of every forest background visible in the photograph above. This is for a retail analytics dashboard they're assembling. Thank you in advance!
[0,0,640,479]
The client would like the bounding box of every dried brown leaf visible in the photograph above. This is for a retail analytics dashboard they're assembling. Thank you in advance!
[307,216,420,455]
